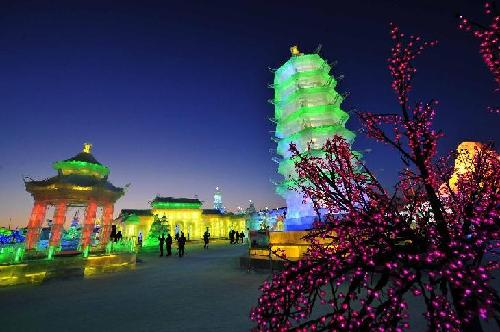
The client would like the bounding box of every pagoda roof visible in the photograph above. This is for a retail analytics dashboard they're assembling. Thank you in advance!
[25,174,124,203]
[120,209,152,216]
[26,174,121,191]
[202,209,223,215]
[151,196,202,209]
[63,151,102,165]
[52,144,110,178]
[153,196,201,204]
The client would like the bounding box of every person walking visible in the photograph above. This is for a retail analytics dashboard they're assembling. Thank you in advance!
[138,232,143,247]
[178,232,186,257]
[158,233,165,257]
[239,231,245,244]
[166,233,172,256]
[203,229,210,249]
[229,230,234,244]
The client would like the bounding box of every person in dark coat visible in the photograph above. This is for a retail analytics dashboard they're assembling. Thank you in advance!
[116,231,123,242]
[239,231,245,244]
[110,227,117,243]
[166,233,173,256]
[158,233,165,256]
[203,230,210,249]
[178,232,186,257]
[229,230,234,244]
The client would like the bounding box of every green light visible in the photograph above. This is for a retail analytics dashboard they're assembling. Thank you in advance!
[284,125,355,143]
[277,125,356,157]
[275,54,327,82]
[123,214,141,224]
[14,247,24,263]
[83,246,89,258]
[53,160,109,177]
[273,50,359,208]
[47,245,55,260]
[106,242,112,254]
[274,69,332,95]
[107,239,136,253]
[276,105,350,137]
[275,86,342,119]
[151,201,202,209]
[0,244,25,264]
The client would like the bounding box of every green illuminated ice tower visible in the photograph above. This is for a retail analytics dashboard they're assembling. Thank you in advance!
[273,46,356,230]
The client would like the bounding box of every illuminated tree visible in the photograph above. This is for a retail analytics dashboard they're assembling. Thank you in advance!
[0,228,25,244]
[144,215,168,246]
[63,213,82,241]
[250,24,500,332]
[459,2,499,113]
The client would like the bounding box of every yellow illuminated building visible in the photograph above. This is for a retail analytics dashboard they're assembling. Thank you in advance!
[449,142,482,191]
[442,141,498,193]
[119,196,246,242]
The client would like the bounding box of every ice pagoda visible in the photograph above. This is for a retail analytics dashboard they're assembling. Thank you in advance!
[273,46,356,230]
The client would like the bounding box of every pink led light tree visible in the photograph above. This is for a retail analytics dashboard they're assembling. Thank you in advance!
[459,2,499,113]
[250,24,499,332]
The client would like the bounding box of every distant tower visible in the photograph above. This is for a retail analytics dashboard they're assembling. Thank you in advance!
[273,46,356,230]
[213,187,225,213]
[245,200,256,214]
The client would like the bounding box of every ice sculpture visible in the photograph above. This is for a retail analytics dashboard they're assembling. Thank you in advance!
[273,47,355,230]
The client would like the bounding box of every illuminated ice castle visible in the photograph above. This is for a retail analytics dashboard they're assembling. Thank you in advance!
[273,46,355,230]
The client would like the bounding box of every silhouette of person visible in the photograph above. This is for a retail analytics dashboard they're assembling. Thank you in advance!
[178,232,186,257]
[240,231,245,244]
[166,233,173,256]
[158,233,165,256]
[116,231,123,242]
[229,230,234,244]
[110,225,117,242]
[203,230,210,249]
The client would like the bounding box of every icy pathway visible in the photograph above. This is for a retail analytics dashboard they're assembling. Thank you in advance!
[1,243,498,331]
[0,243,268,332]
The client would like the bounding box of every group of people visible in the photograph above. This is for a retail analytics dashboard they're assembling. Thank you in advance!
[158,232,186,257]
[110,230,123,243]
[156,229,245,257]
[229,230,245,244]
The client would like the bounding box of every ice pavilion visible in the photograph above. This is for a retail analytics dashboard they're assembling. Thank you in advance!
[24,143,125,257]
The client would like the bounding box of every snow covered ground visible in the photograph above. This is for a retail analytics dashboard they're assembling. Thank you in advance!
[0,242,498,331]
[0,242,267,332]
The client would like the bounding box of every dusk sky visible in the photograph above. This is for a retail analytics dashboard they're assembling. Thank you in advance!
[0,0,498,227]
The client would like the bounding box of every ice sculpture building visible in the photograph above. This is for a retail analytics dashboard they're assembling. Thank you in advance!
[213,187,225,213]
[273,46,356,230]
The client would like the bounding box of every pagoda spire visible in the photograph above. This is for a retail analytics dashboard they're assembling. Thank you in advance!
[83,142,92,153]
[290,45,302,56]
